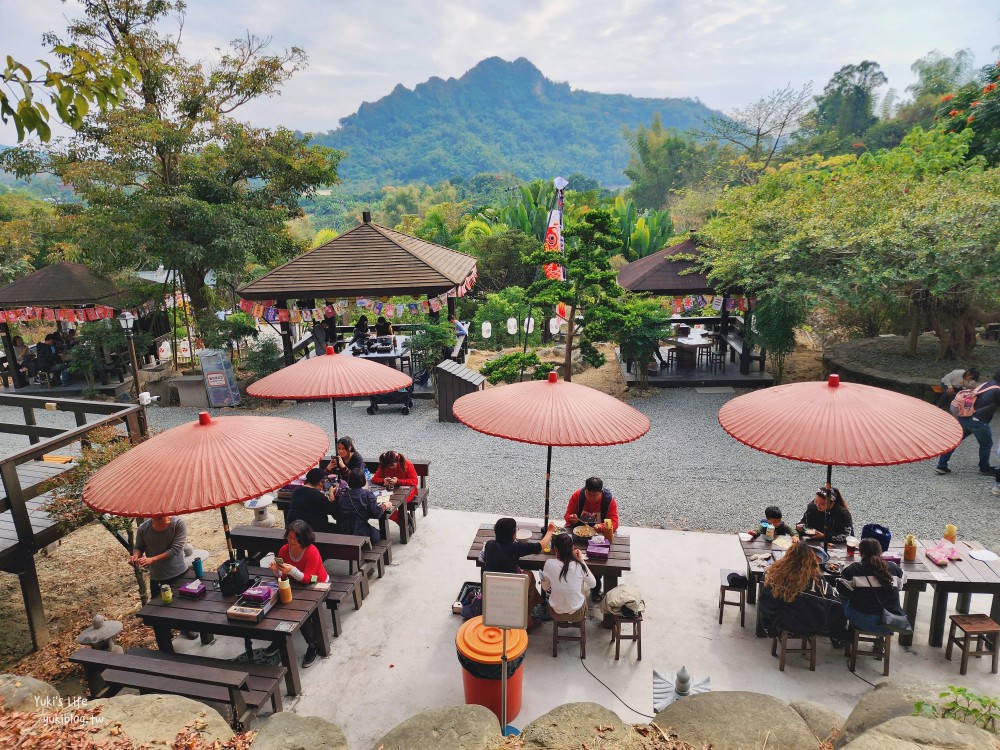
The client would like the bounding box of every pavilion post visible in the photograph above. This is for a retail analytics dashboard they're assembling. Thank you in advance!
[277,300,294,366]
[823,465,833,553]
[1,321,27,389]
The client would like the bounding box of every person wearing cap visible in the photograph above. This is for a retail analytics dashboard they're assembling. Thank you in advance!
[938,367,979,409]
[796,487,854,543]
[287,468,339,533]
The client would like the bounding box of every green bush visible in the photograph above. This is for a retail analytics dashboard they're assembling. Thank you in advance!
[480,351,557,384]
[915,686,1000,734]
[243,338,284,380]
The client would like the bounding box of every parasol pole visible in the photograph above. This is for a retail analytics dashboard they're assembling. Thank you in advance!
[823,464,832,553]
[219,505,236,562]
[543,445,553,532]
[330,397,339,443]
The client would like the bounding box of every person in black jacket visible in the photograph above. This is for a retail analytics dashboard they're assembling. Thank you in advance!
[286,468,339,533]
[838,538,907,647]
[759,541,847,643]
[796,487,854,544]
[35,333,71,385]
[936,370,1000,475]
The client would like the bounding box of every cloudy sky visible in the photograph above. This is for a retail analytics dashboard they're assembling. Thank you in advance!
[1,0,998,141]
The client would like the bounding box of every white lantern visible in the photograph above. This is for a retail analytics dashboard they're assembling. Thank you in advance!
[178,339,191,357]
[506,317,518,335]
[157,340,172,360]
[549,317,562,335]
[524,317,535,334]
[481,321,492,339]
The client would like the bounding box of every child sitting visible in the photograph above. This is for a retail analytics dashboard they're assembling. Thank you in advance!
[747,506,799,541]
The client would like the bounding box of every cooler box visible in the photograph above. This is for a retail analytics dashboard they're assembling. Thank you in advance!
[456,616,527,722]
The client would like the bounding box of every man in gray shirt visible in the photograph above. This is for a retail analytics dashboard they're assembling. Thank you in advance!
[130,516,189,594]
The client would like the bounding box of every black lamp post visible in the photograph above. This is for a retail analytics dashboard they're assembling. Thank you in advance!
[118,311,147,436]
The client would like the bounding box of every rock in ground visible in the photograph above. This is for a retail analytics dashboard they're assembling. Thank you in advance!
[841,715,999,750]
[0,674,60,712]
[790,699,846,743]
[520,701,631,748]
[373,704,500,750]
[836,677,942,748]
[89,694,232,746]
[653,691,817,750]
[253,712,348,750]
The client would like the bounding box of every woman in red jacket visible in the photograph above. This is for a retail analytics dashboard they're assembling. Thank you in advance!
[269,520,328,668]
[371,450,418,526]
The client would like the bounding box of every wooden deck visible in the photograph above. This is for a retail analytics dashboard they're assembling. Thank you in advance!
[0,461,75,573]
[617,347,773,389]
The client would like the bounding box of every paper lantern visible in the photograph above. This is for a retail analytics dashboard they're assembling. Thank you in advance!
[524,317,535,334]
[481,321,492,339]
[506,317,518,335]
[549,317,562,335]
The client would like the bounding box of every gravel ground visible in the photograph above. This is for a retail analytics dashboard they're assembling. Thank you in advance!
[3,388,998,551]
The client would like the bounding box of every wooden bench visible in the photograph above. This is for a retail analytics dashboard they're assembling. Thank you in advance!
[229,525,368,638]
[723,330,766,375]
[71,648,282,729]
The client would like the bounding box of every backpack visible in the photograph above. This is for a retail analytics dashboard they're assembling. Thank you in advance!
[861,523,891,552]
[950,383,1000,418]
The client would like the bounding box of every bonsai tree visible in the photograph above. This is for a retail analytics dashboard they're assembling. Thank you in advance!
[408,320,457,395]
[588,294,672,389]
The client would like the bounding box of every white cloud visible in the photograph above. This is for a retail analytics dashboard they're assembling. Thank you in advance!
[0,0,996,141]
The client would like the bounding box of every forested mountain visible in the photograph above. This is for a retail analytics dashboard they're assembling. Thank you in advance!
[311,57,718,187]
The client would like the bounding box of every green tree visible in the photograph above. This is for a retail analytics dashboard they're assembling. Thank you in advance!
[623,115,699,209]
[813,61,888,139]
[587,294,670,389]
[751,295,807,384]
[609,196,673,260]
[1,43,137,142]
[937,60,1000,165]
[523,208,620,380]
[2,1,342,313]
[465,229,538,294]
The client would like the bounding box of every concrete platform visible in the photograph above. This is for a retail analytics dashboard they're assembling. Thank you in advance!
[169,509,997,748]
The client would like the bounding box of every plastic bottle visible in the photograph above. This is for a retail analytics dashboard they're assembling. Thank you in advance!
[277,577,293,604]
[159,584,172,604]
[904,534,917,561]
[604,518,614,543]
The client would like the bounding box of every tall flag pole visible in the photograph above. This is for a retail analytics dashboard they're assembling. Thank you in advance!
[546,176,569,320]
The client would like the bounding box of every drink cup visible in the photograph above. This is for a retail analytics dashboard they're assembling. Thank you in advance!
[846,536,857,558]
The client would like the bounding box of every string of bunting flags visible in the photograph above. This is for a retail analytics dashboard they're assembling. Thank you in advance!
[670,295,751,314]
[0,305,117,323]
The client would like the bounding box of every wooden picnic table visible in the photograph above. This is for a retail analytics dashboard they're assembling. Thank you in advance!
[340,336,410,371]
[136,565,330,697]
[672,334,715,372]
[738,536,1000,647]
[275,482,413,544]
[467,524,631,627]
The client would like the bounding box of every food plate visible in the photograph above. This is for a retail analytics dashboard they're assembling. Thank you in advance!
[738,532,753,542]
[573,525,596,539]
[515,529,532,541]
[824,561,843,574]
[803,527,817,536]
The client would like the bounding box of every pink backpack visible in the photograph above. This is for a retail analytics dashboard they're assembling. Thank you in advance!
[950,383,1000,418]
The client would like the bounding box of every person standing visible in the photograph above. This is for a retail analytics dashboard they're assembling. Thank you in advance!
[130,515,197,639]
[312,319,328,354]
[936,369,1000,476]
[287,468,339,533]
[938,367,978,409]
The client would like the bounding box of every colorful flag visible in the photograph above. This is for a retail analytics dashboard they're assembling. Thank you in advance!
[712,296,724,312]
[543,208,564,281]
[383,304,395,319]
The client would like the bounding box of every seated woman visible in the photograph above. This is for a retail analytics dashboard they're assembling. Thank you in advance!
[348,315,370,347]
[759,541,847,643]
[336,468,393,544]
[268,520,327,667]
[375,315,393,337]
[12,336,36,379]
[326,436,364,482]
[481,518,556,620]
[371,450,418,526]
[838,538,907,648]
[797,486,854,543]
[541,533,596,621]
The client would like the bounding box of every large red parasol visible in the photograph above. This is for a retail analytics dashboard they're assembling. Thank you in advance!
[84,412,329,558]
[452,371,650,528]
[247,346,412,442]
[718,374,963,548]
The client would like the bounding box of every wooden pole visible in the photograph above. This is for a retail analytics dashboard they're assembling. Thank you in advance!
[0,463,49,649]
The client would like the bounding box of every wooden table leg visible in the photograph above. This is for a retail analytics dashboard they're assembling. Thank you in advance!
[277,635,301,696]
[313,608,331,656]
[398,504,410,544]
[154,625,174,653]
[745,566,758,604]
[929,588,950,647]
[901,587,921,647]
[379,514,389,542]
[600,574,619,628]
[957,592,972,614]
[199,631,214,646]
[754,580,766,638]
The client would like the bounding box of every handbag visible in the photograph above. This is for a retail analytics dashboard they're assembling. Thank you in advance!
[218,557,250,596]
[881,608,912,633]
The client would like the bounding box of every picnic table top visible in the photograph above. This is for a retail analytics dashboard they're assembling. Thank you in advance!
[738,535,1000,588]
[467,523,631,575]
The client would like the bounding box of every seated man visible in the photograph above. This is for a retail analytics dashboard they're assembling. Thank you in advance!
[564,477,620,602]
[480,518,556,620]
[286,468,339,533]
[35,333,71,385]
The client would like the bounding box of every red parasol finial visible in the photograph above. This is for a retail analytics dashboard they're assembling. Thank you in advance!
[547,371,558,384]
[198,412,211,426]
[828,374,840,388]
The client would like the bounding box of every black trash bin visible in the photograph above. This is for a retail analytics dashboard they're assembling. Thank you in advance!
[435,360,486,423]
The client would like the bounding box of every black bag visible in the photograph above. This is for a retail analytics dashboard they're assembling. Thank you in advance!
[861,524,891,552]
[218,557,250,596]
[881,608,913,634]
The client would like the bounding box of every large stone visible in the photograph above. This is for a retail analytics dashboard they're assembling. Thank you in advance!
[841,715,999,750]
[653,691,817,750]
[254,712,348,750]
[521,702,631,748]
[0,674,60,712]
[790,699,846,744]
[373,704,500,750]
[89,694,232,746]
[837,677,942,748]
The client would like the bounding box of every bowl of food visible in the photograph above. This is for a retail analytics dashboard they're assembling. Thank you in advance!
[515,529,532,542]
[803,527,817,537]
[824,561,843,574]
[573,525,596,539]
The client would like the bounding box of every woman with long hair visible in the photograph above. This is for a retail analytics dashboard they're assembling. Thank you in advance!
[326,436,364,481]
[541,533,596,619]
[838,538,907,644]
[348,315,370,347]
[336,468,393,544]
[269,520,328,667]
[797,486,854,543]
[371,450,418,503]
[759,541,846,642]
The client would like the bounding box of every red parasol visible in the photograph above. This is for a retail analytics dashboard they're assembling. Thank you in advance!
[452,371,650,528]
[247,346,412,442]
[718,374,963,548]
[83,412,329,558]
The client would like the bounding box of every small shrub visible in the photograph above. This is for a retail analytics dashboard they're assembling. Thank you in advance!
[480,351,556,384]
[244,338,284,380]
[915,686,1000,734]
